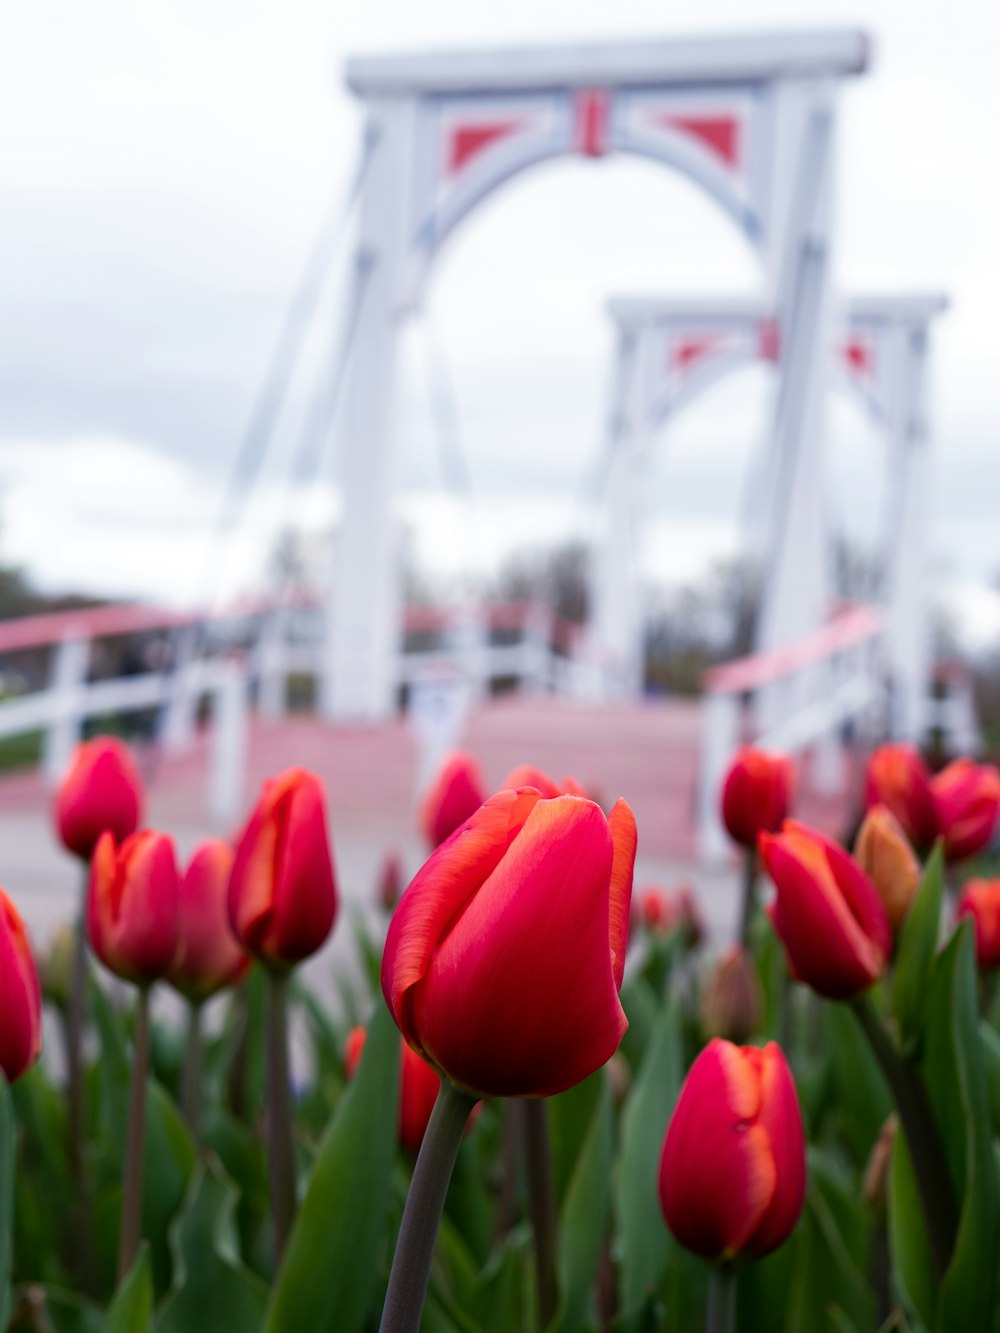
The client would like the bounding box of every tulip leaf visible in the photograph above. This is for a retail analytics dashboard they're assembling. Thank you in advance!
[37,1285,104,1333]
[978,1020,1000,1135]
[888,1105,937,1328]
[102,1243,152,1333]
[156,1162,269,1333]
[141,1080,198,1295]
[548,1071,604,1209]
[615,993,683,1315]
[892,843,944,1052]
[264,996,400,1333]
[0,1078,12,1332]
[825,1003,892,1168]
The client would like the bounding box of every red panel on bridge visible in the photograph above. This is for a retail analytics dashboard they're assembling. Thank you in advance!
[448,120,523,173]
[842,338,874,376]
[576,89,609,157]
[662,114,740,168]
[671,335,720,372]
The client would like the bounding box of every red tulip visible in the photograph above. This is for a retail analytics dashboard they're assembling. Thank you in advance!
[169,841,250,1002]
[659,1039,805,1260]
[420,751,487,848]
[383,789,637,1098]
[87,829,180,985]
[0,888,42,1082]
[635,885,704,948]
[54,736,144,861]
[345,1025,441,1152]
[499,766,587,799]
[931,759,1000,863]
[228,768,338,970]
[759,821,891,1000]
[956,879,1000,969]
[864,744,937,850]
[720,748,794,849]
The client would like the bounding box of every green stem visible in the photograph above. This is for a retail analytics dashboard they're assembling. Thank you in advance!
[523,1099,558,1330]
[267,970,296,1267]
[117,987,151,1283]
[851,995,958,1281]
[379,1080,477,1333]
[738,846,758,949]
[182,1002,203,1141]
[67,873,88,1189]
[226,980,249,1120]
[494,1101,521,1241]
[706,1262,736,1333]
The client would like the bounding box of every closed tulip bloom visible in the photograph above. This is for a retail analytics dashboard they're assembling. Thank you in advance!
[931,759,1000,863]
[170,841,250,1002]
[720,748,794,849]
[383,789,637,1098]
[956,880,1000,969]
[420,751,486,848]
[54,736,144,861]
[759,821,891,1000]
[659,1040,805,1260]
[701,945,763,1044]
[499,765,587,799]
[0,888,43,1082]
[345,1026,441,1153]
[864,744,937,851]
[854,805,921,933]
[87,829,180,985]
[228,768,338,970]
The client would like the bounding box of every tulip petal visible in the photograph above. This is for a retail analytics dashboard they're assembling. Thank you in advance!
[229,803,279,955]
[409,796,626,1096]
[0,890,41,1081]
[270,773,338,963]
[744,1044,806,1256]
[382,788,540,1051]
[607,799,637,990]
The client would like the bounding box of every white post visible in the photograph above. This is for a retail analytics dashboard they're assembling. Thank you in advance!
[698,689,741,862]
[210,658,248,825]
[161,624,199,753]
[43,634,90,785]
[257,608,288,721]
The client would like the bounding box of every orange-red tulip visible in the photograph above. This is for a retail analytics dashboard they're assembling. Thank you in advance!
[956,879,1000,969]
[228,768,338,970]
[759,821,891,1000]
[854,805,921,934]
[864,744,937,851]
[0,888,42,1082]
[345,1025,441,1152]
[499,765,587,799]
[383,789,637,1098]
[420,751,487,848]
[720,748,794,849]
[659,1039,805,1260]
[87,829,180,985]
[931,759,1000,863]
[169,840,250,1002]
[635,884,704,948]
[54,736,144,861]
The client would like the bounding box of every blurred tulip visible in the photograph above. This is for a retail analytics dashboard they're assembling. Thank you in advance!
[38,922,75,1012]
[0,887,42,1082]
[658,1039,805,1260]
[377,850,404,913]
[345,1025,441,1152]
[931,759,1000,863]
[170,841,249,1002]
[956,879,1000,969]
[499,765,588,799]
[383,789,637,1097]
[862,1114,898,1213]
[420,751,486,848]
[700,945,763,1044]
[635,884,704,948]
[228,767,338,970]
[720,748,794,849]
[54,736,144,861]
[854,805,921,933]
[759,821,891,1000]
[87,830,179,985]
[864,744,937,850]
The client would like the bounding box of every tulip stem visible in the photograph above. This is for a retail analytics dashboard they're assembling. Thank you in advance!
[118,986,151,1283]
[851,995,958,1281]
[182,1001,203,1140]
[380,1080,477,1333]
[523,1099,558,1330]
[67,877,88,1188]
[738,847,758,949]
[706,1262,736,1333]
[266,970,296,1269]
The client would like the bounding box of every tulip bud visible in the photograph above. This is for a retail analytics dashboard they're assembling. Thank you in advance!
[659,1039,806,1260]
[228,768,338,971]
[169,841,250,1002]
[39,923,75,1011]
[87,829,180,985]
[931,759,1000,863]
[636,885,704,949]
[862,1114,898,1213]
[377,850,404,913]
[701,945,763,1044]
[759,820,891,1000]
[864,744,937,851]
[420,751,487,849]
[854,806,921,934]
[956,879,1000,969]
[383,789,637,1097]
[0,887,43,1082]
[54,736,144,861]
[720,748,794,849]
[499,766,587,799]
[345,1025,441,1153]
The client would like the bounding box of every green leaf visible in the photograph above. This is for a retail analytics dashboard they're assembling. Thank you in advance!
[102,1243,152,1333]
[824,1002,892,1168]
[0,1078,13,1331]
[141,1080,197,1295]
[157,1162,269,1333]
[548,1071,603,1209]
[888,1103,937,1327]
[615,994,683,1314]
[892,843,944,1052]
[264,996,400,1333]
[979,1020,1000,1135]
[37,1285,104,1333]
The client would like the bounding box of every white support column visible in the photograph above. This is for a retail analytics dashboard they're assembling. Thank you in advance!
[161,624,199,752]
[698,689,741,862]
[210,658,248,825]
[257,608,288,721]
[43,634,90,785]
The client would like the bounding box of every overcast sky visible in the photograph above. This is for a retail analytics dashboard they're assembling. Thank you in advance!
[3,0,999,645]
